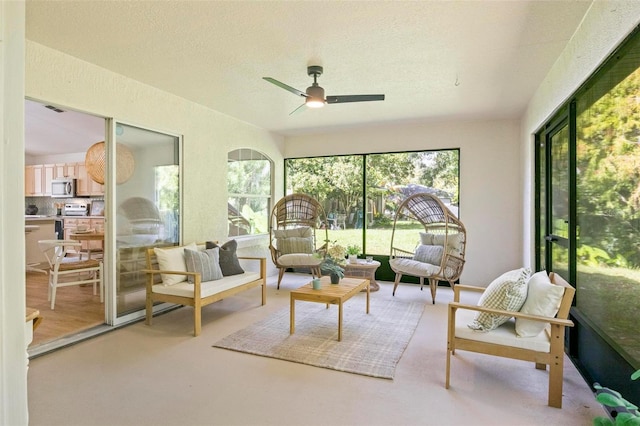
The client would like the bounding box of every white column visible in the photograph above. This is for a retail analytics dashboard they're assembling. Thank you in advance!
[0,0,29,424]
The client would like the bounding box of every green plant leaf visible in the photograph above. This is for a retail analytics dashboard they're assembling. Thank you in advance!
[614,412,640,425]
[631,369,640,381]
[593,416,614,426]
[597,392,627,407]
[622,400,639,411]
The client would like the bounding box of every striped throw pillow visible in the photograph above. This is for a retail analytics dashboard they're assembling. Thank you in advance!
[184,248,223,283]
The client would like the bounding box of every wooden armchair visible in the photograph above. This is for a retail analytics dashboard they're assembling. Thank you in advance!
[445,271,575,408]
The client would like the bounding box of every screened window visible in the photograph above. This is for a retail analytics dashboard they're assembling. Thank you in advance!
[227,149,272,237]
[285,150,459,280]
[575,46,640,365]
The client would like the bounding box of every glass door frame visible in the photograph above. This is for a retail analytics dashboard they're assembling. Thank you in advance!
[538,106,577,286]
[104,119,184,327]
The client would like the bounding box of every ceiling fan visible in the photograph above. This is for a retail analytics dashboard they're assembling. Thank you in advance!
[263,65,385,114]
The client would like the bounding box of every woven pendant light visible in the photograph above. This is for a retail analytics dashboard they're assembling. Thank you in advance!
[85,141,135,185]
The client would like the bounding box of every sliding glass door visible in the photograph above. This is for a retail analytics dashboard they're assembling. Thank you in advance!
[108,123,181,322]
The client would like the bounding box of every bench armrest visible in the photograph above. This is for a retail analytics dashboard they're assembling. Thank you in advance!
[141,269,199,277]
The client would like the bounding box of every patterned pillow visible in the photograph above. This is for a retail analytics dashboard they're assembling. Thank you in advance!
[413,244,444,265]
[205,240,245,276]
[277,237,314,254]
[468,267,531,331]
[274,227,314,255]
[515,271,566,337]
[184,248,223,283]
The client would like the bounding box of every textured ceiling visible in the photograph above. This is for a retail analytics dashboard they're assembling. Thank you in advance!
[25,0,592,147]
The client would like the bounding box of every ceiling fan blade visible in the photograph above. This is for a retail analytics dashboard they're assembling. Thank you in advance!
[289,103,307,116]
[263,77,307,98]
[326,94,385,104]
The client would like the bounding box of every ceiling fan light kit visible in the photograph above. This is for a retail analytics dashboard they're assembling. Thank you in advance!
[263,65,385,114]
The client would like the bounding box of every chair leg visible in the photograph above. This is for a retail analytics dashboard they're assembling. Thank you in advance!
[446,305,455,388]
[50,275,58,310]
[277,268,285,289]
[145,289,154,326]
[419,277,424,291]
[47,273,53,302]
[193,303,202,337]
[548,324,565,408]
[392,273,402,296]
[429,278,437,304]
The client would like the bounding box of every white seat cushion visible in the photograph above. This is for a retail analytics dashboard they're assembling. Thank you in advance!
[455,309,550,352]
[390,257,440,277]
[277,253,322,267]
[152,271,261,298]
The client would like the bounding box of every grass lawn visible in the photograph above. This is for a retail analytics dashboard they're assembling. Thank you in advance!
[325,226,422,256]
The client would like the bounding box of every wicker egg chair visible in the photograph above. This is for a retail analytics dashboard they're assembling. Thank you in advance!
[389,192,466,303]
[269,193,328,289]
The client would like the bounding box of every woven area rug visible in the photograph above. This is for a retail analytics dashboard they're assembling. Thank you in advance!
[213,296,425,379]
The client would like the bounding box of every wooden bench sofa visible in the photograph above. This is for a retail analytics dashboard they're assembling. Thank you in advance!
[144,243,266,336]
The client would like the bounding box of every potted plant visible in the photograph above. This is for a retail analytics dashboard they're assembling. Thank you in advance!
[593,369,640,425]
[320,242,346,284]
[346,244,361,264]
[322,257,345,284]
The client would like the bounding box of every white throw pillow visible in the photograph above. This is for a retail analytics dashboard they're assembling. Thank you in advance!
[468,267,531,331]
[420,232,463,255]
[154,242,198,286]
[419,232,435,245]
[515,271,566,337]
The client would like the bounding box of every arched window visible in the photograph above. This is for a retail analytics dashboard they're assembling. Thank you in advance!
[227,149,273,237]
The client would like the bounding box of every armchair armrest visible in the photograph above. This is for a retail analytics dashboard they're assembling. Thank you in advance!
[452,284,485,302]
[448,302,574,327]
[391,247,414,257]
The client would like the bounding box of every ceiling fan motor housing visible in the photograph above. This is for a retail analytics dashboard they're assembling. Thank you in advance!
[306,84,325,100]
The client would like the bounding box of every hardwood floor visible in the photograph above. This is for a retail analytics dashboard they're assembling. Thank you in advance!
[26,271,104,347]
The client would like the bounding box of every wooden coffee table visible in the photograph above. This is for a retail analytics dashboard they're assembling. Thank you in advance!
[290,276,370,341]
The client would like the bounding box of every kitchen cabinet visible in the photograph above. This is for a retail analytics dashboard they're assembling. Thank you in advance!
[42,164,56,196]
[25,218,56,265]
[24,164,51,196]
[32,165,44,195]
[24,161,104,197]
[54,163,75,179]
[25,165,35,196]
[76,163,104,196]
[63,217,104,254]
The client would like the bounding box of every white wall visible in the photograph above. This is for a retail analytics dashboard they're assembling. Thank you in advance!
[520,1,640,268]
[286,119,522,285]
[1,1,29,424]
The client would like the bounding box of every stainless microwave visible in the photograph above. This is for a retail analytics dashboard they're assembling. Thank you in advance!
[51,178,76,198]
